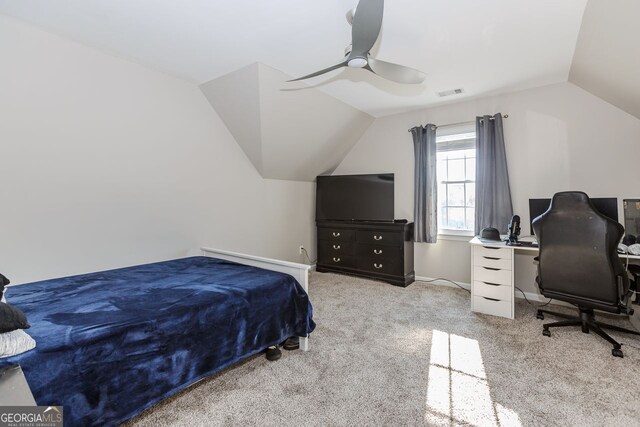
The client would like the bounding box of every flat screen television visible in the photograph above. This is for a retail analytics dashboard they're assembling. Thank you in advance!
[529,197,618,235]
[316,174,394,222]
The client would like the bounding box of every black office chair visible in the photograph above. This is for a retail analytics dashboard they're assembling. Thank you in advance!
[532,191,640,358]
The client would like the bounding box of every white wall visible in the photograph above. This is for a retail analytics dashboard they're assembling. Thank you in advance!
[335,82,640,294]
[0,16,315,285]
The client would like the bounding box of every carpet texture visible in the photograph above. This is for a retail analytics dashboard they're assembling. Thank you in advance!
[126,272,640,426]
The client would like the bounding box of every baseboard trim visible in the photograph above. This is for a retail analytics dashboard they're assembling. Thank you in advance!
[415,275,552,304]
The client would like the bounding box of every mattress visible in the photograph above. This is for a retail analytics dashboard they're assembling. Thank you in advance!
[0,256,314,426]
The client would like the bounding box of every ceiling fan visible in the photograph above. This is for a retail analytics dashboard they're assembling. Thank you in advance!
[288,0,426,84]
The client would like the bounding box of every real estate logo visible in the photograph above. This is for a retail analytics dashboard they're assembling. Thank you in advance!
[0,406,63,427]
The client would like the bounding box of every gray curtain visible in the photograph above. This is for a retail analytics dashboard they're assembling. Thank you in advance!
[475,114,513,234]
[411,125,438,243]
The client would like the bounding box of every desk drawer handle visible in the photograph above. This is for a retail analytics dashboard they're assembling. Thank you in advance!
[332,232,341,237]
[482,297,501,302]
[374,263,383,269]
[333,245,341,250]
[482,281,501,287]
[483,256,500,260]
[482,267,500,271]
[374,249,383,255]
[333,257,341,263]
[374,235,383,241]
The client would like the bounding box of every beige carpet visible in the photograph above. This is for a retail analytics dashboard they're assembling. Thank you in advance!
[127,272,640,426]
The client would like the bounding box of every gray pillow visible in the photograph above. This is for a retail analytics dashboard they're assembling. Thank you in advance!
[0,302,30,333]
[0,329,36,358]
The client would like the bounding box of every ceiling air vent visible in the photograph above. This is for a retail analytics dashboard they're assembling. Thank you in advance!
[437,88,464,97]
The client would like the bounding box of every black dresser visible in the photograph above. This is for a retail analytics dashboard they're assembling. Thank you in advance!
[316,220,415,287]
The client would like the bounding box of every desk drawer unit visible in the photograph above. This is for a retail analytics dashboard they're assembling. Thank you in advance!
[471,244,514,319]
[473,281,512,301]
[472,296,512,318]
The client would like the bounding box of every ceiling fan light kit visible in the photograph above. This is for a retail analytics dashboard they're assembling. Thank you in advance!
[289,0,425,84]
[348,57,368,68]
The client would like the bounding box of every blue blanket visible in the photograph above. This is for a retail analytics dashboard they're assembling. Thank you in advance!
[0,256,314,426]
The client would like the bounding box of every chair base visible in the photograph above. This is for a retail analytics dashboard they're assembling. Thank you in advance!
[536,307,640,358]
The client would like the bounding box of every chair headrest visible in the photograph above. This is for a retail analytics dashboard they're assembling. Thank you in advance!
[549,191,591,212]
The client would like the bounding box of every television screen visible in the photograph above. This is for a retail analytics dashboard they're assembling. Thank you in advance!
[529,197,618,235]
[316,174,394,221]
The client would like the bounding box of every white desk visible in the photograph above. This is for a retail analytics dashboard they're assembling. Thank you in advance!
[469,237,640,319]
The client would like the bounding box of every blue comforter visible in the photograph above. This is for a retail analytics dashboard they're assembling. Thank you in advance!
[0,256,314,426]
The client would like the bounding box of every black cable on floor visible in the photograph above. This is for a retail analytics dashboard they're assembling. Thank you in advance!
[515,286,552,307]
[421,278,471,293]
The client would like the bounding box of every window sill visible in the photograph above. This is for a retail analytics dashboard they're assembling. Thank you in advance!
[436,230,475,242]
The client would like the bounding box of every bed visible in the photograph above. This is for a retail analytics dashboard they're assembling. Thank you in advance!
[0,248,314,426]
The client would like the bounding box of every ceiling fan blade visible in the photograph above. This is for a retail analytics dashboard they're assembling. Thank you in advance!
[346,8,355,26]
[287,62,348,82]
[350,0,384,56]
[367,57,426,84]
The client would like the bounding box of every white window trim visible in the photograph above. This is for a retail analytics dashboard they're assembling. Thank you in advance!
[437,232,475,241]
[436,122,476,237]
[438,228,475,237]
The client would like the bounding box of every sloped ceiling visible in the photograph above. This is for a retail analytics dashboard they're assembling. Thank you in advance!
[0,0,588,117]
[200,63,374,181]
[569,0,640,120]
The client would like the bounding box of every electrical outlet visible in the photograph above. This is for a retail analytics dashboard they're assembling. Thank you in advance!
[299,245,305,255]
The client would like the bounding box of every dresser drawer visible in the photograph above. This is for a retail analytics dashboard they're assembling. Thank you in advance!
[475,245,512,260]
[318,228,355,242]
[357,257,402,276]
[318,254,356,268]
[355,243,398,259]
[318,240,355,256]
[473,252,512,270]
[473,266,512,286]
[472,295,512,318]
[473,281,512,301]
[356,230,402,246]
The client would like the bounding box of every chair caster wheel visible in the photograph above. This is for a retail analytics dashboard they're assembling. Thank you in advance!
[612,348,624,358]
[542,329,551,337]
[536,312,544,320]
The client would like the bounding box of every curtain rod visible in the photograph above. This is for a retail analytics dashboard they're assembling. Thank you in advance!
[408,114,509,132]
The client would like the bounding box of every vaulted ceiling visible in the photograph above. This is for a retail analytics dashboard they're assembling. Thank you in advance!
[0,0,588,117]
[200,63,373,181]
[569,0,640,120]
[3,0,638,181]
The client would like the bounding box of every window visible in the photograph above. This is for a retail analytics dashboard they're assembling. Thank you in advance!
[436,124,476,234]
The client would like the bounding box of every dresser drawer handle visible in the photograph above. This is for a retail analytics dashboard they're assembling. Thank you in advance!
[333,257,341,263]
[373,249,383,255]
[483,256,500,260]
[332,232,341,237]
[482,297,501,302]
[482,281,501,286]
[482,246,500,250]
[482,267,500,271]
[373,235,383,241]
[333,245,341,250]
[374,263,383,269]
